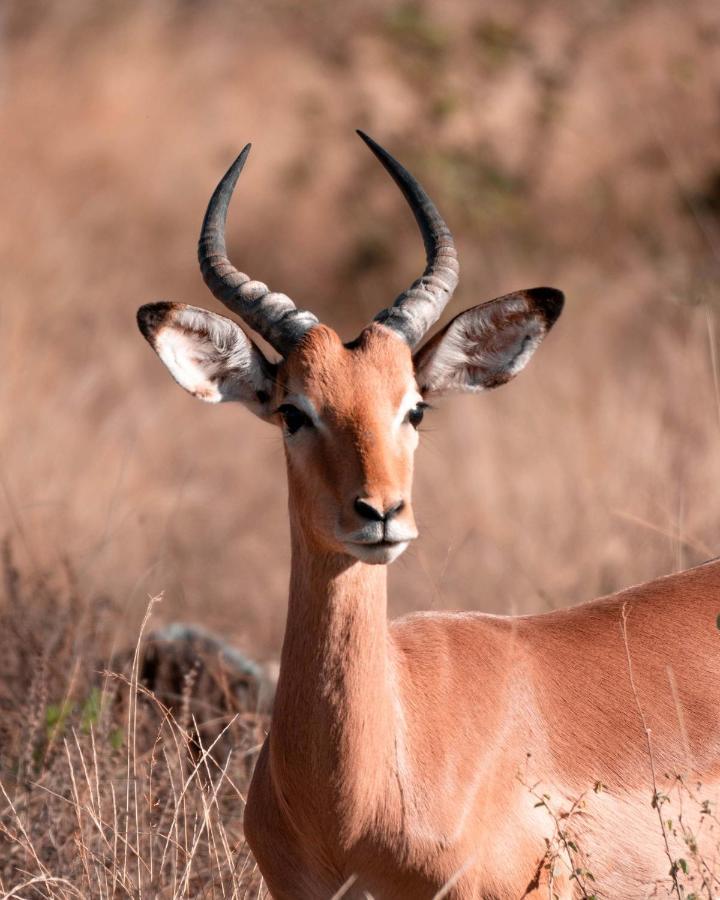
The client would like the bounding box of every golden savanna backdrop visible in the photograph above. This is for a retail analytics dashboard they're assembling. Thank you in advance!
[1,0,720,895]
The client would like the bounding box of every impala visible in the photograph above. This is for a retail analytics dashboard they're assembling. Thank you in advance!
[138,132,720,898]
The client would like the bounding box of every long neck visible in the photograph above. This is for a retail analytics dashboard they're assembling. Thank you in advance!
[269,512,399,835]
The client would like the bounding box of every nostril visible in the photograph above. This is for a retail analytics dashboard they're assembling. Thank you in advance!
[354,498,386,522]
[354,498,406,523]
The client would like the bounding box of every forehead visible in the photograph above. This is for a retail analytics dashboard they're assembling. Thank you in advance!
[281,324,416,412]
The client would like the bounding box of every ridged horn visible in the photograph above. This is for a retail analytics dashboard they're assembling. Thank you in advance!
[357,131,459,347]
[197,145,319,356]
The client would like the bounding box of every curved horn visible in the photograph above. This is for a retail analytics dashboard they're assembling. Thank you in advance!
[198,145,319,356]
[357,131,459,347]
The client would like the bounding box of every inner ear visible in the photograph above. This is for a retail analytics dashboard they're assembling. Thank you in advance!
[413,287,563,396]
[137,302,278,419]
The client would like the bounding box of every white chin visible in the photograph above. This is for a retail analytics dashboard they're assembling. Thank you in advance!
[344,541,409,565]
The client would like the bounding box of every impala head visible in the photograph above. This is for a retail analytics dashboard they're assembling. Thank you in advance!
[138,132,563,565]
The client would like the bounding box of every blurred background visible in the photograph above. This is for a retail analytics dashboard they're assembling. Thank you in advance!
[2,0,720,663]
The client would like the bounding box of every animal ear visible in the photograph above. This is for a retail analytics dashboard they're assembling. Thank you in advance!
[413,287,564,396]
[137,302,277,420]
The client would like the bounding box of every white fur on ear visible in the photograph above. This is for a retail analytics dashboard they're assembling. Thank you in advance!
[137,302,276,417]
[414,287,563,395]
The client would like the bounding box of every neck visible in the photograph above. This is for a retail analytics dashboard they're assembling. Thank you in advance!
[270,515,398,832]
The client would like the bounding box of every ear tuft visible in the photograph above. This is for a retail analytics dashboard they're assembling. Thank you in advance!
[524,287,564,330]
[137,302,175,346]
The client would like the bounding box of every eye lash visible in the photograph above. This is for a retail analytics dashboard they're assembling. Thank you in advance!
[410,401,431,414]
[275,403,307,417]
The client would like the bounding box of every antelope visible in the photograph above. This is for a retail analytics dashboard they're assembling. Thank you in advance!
[137,132,720,899]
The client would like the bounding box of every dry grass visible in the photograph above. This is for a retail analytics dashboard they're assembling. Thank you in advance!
[0,547,268,898]
[2,0,720,649]
[2,0,720,894]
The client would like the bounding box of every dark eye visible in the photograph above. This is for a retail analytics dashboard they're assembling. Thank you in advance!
[407,403,427,429]
[277,404,312,435]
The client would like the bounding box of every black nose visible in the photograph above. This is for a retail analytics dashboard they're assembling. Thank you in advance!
[354,498,405,522]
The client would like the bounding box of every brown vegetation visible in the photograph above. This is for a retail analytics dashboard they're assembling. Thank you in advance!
[2,0,720,895]
[0,548,268,897]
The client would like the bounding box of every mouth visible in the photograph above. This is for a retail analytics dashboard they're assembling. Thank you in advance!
[343,539,411,565]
